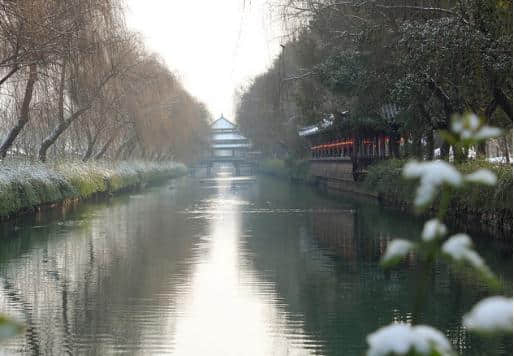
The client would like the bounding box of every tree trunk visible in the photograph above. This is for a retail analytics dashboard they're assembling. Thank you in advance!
[412,132,423,159]
[0,65,19,87]
[454,145,467,164]
[477,97,498,159]
[82,131,98,162]
[38,106,91,162]
[426,130,434,160]
[440,141,450,161]
[115,135,136,160]
[123,141,137,160]
[390,137,400,158]
[0,64,37,158]
[501,135,510,163]
[39,60,119,162]
[494,87,512,120]
[57,61,66,123]
[94,129,120,160]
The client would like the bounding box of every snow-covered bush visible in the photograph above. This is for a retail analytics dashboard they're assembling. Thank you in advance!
[0,160,186,218]
[370,113,512,356]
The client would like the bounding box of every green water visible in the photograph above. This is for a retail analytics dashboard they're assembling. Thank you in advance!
[0,174,511,355]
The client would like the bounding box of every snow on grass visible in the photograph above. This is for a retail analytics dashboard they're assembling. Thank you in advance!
[381,239,414,267]
[366,323,454,356]
[486,156,509,164]
[421,218,447,242]
[463,296,513,334]
[403,160,462,207]
[464,169,497,186]
[0,160,186,217]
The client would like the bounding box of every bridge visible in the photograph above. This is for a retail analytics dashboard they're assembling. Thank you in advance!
[194,157,256,176]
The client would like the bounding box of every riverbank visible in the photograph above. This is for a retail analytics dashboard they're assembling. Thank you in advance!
[365,159,512,238]
[0,160,187,220]
[257,158,513,238]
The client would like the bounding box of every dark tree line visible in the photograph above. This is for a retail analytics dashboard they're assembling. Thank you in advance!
[236,0,512,161]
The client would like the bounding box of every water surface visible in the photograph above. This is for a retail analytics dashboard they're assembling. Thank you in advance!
[0,174,511,355]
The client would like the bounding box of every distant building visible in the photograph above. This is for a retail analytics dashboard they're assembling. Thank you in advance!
[210,115,250,158]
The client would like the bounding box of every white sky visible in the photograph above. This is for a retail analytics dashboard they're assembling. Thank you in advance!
[125,0,283,122]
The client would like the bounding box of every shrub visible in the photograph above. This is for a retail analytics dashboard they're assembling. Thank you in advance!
[364,158,513,235]
[0,160,187,218]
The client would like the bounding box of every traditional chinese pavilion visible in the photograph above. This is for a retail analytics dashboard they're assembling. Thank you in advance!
[298,112,393,180]
[210,115,250,159]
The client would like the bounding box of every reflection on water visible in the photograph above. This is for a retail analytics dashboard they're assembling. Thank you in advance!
[0,174,511,355]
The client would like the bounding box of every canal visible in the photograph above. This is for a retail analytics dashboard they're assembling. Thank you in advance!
[0,173,511,355]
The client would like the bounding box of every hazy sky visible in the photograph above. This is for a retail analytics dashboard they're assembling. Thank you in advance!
[126,1,282,121]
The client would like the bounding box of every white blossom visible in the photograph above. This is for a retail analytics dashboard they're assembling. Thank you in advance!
[441,234,484,269]
[421,219,447,242]
[474,126,502,140]
[403,161,462,207]
[451,113,501,141]
[366,323,454,356]
[464,169,497,186]
[463,296,513,333]
[382,239,414,265]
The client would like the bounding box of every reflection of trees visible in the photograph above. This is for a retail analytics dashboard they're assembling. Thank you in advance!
[0,176,510,355]
[243,178,512,355]
[1,279,40,355]
[0,181,208,355]
[310,210,357,263]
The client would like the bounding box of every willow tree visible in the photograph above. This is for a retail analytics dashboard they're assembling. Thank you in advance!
[0,0,63,158]
[37,0,134,161]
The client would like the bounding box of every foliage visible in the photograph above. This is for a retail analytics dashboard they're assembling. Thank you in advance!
[364,159,417,205]
[453,160,512,213]
[236,0,512,161]
[365,159,512,222]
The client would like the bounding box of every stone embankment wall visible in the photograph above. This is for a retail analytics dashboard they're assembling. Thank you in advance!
[258,158,512,239]
[309,160,377,197]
